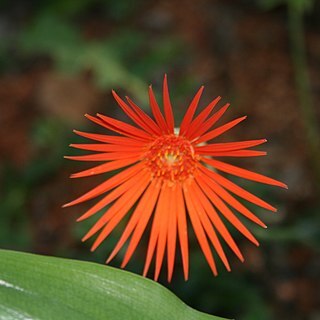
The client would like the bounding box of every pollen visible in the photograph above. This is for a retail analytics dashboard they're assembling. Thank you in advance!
[144,134,199,182]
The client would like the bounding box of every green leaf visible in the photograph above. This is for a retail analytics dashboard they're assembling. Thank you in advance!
[0,250,229,320]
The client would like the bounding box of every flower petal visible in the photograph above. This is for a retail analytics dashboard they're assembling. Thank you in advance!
[64,152,134,162]
[106,179,161,266]
[148,85,168,133]
[143,181,167,278]
[202,150,267,157]
[83,173,150,247]
[185,96,221,138]
[194,116,247,144]
[85,114,149,142]
[196,174,259,246]
[126,96,162,136]
[189,103,230,141]
[183,180,217,276]
[70,157,141,178]
[163,75,175,133]
[196,139,267,154]
[112,90,160,136]
[73,130,145,145]
[63,163,145,207]
[154,182,170,281]
[179,86,204,136]
[190,177,244,262]
[97,113,153,141]
[176,183,189,280]
[188,182,231,271]
[69,143,144,153]
[202,158,288,188]
[197,170,266,228]
[199,167,277,212]
[167,184,178,282]
[77,170,150,222]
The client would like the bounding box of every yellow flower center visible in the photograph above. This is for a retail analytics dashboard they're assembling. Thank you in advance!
[144,134,199,182]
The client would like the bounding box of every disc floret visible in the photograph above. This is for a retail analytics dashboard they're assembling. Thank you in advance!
[144,134,199,182]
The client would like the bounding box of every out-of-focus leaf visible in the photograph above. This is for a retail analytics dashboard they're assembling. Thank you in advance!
[255,219,320,247]
[257,0,314,12]
[0,249,229,320]
[18,14,147,102]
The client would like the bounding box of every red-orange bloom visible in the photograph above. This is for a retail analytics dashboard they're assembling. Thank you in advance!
[64,75,287,282]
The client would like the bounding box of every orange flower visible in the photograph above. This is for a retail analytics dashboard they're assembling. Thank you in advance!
[64,75,287,281]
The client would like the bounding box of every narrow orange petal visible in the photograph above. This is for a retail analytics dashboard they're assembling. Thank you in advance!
[176,183,189,280]
[154,183,170,281]
[85,114,149,142]
[195,139,267,153]
[188,182,231,271]
[64,152,135,162]
[112,90,158,136]
[148,85,168,133]
[179,86,204,136]
[196,175,259,246]
[70,157,140,178]
[201,167,277,211]
[167,184,177,282]
[163,74,174,133]
[77,171,149,222]
[198,170,266,228]
[83,173,150,247]
[63,163,144,207]
[203,150,267,157]
[107,179,160,266]
[189,103,230,141]
[69,143,144,153]
[202,158,288,188]
[195,116,247,144]
[183,181,217,276]
[126,96,162,135]
[185,96,221,138]
[97,113,153,141]
[192,176,244,261]
[143,181,166,278]
[73,130,145,145]
[90,176,151,251]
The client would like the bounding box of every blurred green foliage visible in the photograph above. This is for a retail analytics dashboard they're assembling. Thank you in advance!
[257,0,314,11]
[17,14,182,102]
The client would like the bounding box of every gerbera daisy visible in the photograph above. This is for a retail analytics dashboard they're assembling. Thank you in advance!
[64,75,287,282]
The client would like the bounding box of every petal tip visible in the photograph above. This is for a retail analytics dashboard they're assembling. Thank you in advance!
[106,256,112,264]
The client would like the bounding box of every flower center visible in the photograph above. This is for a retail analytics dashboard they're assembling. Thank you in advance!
[144,134,198,182]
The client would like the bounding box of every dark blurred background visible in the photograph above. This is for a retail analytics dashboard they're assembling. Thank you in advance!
[0,0,319,319]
